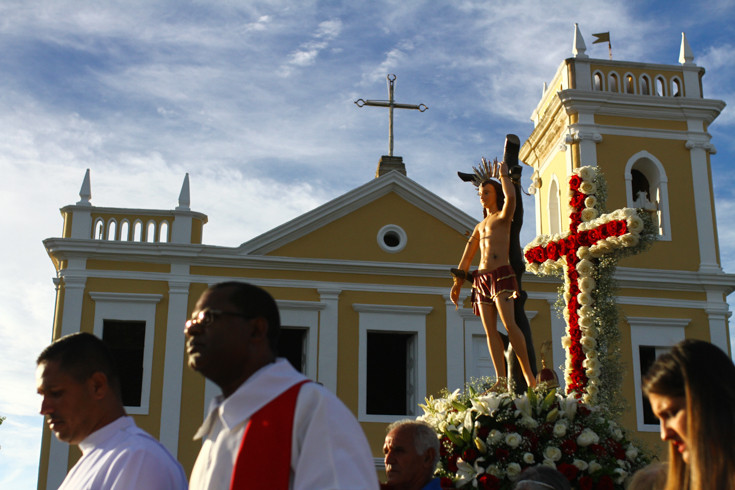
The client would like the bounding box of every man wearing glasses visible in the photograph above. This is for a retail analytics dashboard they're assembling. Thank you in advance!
[185,281,379,490]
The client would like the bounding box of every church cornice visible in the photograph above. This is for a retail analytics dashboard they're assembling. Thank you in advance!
[557,89,725,123]
[44,237,735,296]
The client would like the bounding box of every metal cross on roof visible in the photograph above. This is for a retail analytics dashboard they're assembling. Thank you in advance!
[354,74,428,157]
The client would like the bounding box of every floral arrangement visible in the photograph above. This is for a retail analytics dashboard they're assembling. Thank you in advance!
[419,384,652,490]
[522,166,656,406]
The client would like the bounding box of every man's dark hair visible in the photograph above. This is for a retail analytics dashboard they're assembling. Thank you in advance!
[481,179,505,215]
[209,281,281,353]
[36,332,122,399]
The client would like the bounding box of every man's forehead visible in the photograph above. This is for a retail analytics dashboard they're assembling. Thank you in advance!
[385,427,415,446]
[196,287,233,308]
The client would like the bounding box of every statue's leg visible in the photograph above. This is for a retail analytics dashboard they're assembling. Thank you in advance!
[477,302,507,384]
[494,293,537,388]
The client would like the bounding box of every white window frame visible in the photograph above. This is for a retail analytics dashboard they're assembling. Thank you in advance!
[276,300,323,381]
[625,151,671,241]
[354,303,431,423]
[89,292,162,415]
[628,317,689,432]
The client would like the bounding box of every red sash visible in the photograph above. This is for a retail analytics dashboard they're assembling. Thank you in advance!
[229,380,310,490]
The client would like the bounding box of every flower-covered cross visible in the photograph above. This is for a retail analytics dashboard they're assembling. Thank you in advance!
[523,166,649,404]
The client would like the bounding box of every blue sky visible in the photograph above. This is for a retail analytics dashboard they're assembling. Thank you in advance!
[1,1,734,487]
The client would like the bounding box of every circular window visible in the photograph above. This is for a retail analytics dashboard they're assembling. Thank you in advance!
[377,224,407,253]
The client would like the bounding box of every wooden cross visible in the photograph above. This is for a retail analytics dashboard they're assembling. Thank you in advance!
[355,74,427,156]
[523,166,649,404]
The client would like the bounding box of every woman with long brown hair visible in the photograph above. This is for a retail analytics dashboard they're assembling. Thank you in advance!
[642,339,735,490]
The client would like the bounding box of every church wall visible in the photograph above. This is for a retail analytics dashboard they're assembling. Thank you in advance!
[268,192,469,263]
[86,259,172,273]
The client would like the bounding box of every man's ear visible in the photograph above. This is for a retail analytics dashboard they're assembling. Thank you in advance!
[423,447,436,467]
[88,371,109,400]
[249,317,269,343]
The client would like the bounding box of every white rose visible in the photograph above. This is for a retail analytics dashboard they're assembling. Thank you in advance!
[553,421,568,437]
[581,335,597,350]
[581,208,598,222]
[561,336,572,349]
[579,182,597,195]
[489,429,503,444]
[613,428,624,441]
[621,234,640,247]
[573,459,589,471]
[586,383,599,396]
[577,428,600,447]
[584,195,597,208]
[628,215,644,233]
[614,468,629,484]
[505,432,522,449]
[576,258,594,275]
[578,166,595,181]
[487,464,502,477]
[579,305,594,317]
[578,292,594,305]
[579,315,594,329]
[577,246,591,260]
[583,357,600,369]
[544,446,562,462]
[506,462,522,480]
[579,276,596,293]
[542,459,557,469]
[523,452,535,464]
[588,461,602,473]
[626,445,639,460]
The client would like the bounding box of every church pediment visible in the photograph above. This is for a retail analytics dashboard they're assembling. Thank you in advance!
[237,171,476,264]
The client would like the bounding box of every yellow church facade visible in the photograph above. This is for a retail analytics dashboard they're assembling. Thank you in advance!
[37,26,733,489]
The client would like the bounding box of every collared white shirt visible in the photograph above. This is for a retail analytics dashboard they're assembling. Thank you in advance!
[189,358,379,490]
[58,416,188,490]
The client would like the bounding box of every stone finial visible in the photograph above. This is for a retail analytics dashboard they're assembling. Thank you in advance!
[573,23,588,59]
[176,173,191,211]
[679,32,695,65]
[76,168,92,206]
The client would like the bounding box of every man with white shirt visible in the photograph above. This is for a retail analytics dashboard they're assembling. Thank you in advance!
[36,332,187,489]
[186,281,379,490]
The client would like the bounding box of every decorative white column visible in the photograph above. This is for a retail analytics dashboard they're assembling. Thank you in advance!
[317,288,341,393]
[686,137,721,273]
[46,272,87,490]
[444,294,466,391]
[159,277,190,456]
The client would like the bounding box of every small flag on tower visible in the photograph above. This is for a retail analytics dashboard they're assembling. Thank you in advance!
[592,32,610,44]
[592,32,612,59]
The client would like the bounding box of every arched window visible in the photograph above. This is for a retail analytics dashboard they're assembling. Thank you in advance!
[120,220,130,241]
[608,73,619,93]
[656,76,666,96]
[133,220,143,241]
[106,219,117,240]
[639,75,651,95]
[625,152,671,240]
[624,74,635,94]
[158,221,169,243]
[593,72,604,91]
[146,221,157,243]
[94,218,105,240]
[671,78,682,97]
[548,177,561,235]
